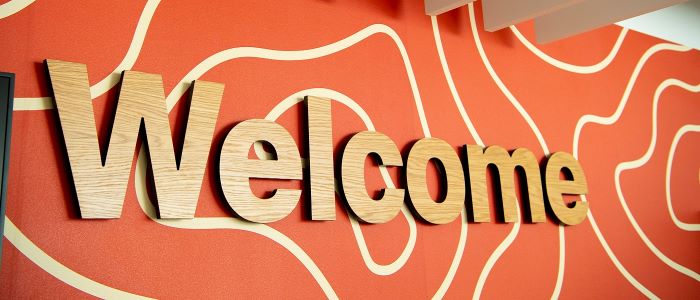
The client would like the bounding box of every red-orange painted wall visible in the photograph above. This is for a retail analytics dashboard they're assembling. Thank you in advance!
[0,1,698,298]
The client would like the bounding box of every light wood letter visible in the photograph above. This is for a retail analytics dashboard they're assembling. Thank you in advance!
[306,96,336,220]
[545,152,588,225]
[465,145,546,223]
[406,138,465,224]
[47,59,223,218]
[219,119,302,223]
[341,131,404,224]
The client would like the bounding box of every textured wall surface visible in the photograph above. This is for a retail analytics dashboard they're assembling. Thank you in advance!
[0,0,698,298]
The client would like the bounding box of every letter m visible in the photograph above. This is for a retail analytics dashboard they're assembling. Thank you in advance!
[47,60,223,218]
[465,145,546,223]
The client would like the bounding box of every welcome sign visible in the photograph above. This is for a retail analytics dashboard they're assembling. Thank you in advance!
[47,59,588,225]
[2,1,698,298]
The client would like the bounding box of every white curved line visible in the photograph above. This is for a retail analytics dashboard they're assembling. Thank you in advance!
[429,16,474,299]
[572,43,691,158]
[2,1,164,296]
[431,209,468,299]
[13,0,160,110]
[430,16,483,147]
[0,0,35,19]
[509,26,628,74]
[472,206,521,300]
[161,24,431,139]
[552,224,565,300]
[133,146,339,299]
[614,79,700,280]
[666,125,700,231]
[468,4,549,155]
[88,0,160,98]
[260,88,418,276]
[161,23,438,275]
[581,204,659,299]
[13,97,54,110]
[3,217,153,299]
[9,22,442,294]
[467,5,568,299]
[572,39,691,298]
[349,207,418,276]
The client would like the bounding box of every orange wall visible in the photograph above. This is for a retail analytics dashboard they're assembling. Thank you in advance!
[1,0,699,298]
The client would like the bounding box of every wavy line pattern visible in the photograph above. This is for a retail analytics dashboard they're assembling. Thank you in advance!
[260,88,418,277]
[156,24,436,278]
[468,4,550,155]
[573,44,691,158]
[134,143,340,298]
[2,0,699,298]
[465,5,564,299]
[613,79,700,280]
[429,16,474,299]
[505,4,698,298]
[509,26,628,74]
[666,125,700,231]
[160,24,430,142]
[12,0,160,111]
[6,22,447,296]
[572,42,692,298]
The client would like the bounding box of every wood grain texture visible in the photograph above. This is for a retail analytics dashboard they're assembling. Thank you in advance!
[306,96,336,220]
[47,60,223,219]
[219,119,302,223]
[544,151,589,225]
[341,131,405,224]
[465,145,545,223]
[406,138,464,224]
[161,80,224,218]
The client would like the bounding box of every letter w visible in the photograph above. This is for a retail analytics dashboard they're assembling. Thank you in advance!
[47,60,223,218]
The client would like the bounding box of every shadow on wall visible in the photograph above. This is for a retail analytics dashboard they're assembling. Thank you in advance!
[440,5,467,35]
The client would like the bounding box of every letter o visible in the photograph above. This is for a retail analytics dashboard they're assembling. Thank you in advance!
[406,138,465,224]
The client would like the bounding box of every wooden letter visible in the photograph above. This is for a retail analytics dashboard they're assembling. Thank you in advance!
[306,96,336,220]
[465,145,545,223]
[341,131,405,224]
[47,60,223,218]
[219,119,302,223]
[406,138,465,224]
[544,152,588,225]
